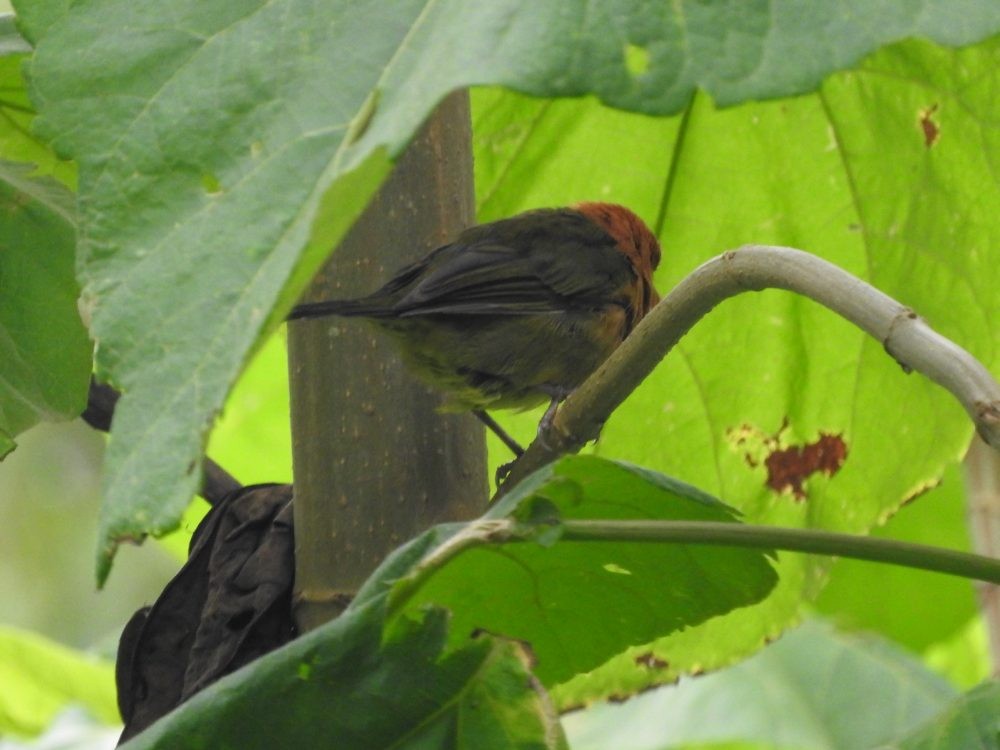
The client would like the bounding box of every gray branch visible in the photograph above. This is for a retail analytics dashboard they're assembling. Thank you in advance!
[497,245,1000,495]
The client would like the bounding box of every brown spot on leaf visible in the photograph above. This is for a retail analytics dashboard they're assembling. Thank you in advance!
[634,652,669,670]
[919,104,939,148]
[765,433,847,500]
[726,422,776,468]
[729,420,847,501]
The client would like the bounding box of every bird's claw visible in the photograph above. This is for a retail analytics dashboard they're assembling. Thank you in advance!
[535,389,571,450]
[495,461,515,488]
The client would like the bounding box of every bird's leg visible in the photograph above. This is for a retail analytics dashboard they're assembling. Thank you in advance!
[473,410,524,457]
[536,385,573,448]
[539,396,561,435]
[471,410,526,488]
[493,388,573,489]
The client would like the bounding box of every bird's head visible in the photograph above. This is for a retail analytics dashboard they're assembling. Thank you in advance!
[575,202,661,312]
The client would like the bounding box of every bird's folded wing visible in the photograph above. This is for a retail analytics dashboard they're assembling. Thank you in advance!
[393,239,633,317]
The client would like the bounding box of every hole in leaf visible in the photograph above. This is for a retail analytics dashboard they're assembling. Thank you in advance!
[624,43,650,77]
[603,563,632,575]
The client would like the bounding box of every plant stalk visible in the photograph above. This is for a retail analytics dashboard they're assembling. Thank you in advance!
[562,520,1000,584]
[288,92,487,631]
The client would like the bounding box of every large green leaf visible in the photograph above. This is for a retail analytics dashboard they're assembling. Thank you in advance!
[0,15,73,186]
[884,680,1000,750]
[372,456,777,688]
[120,596,566,750]
[0,15,84,459]
[474,35,1000,705]
[0,161,88,458]
[15,0,1000,578]
[205,331,291,487]
[815,463,977,651]
[0,710,121,749]
[563,620,957,750]
[0,625,117,737]
[152,331,293,560]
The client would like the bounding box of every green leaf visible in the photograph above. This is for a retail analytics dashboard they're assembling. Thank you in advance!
[923,617,991,690]
[205,330,291,486]
[16,0,1000,577]
[0,16,83,458]
[0,15,74,185]
[0,160,88,459]
[120,597,566,750]
[815,463,978,651]
[3,710,121,749]
[12,2,70,45]
[882,680,1000,750]
[383,456,777,688]
[0,625,118,737]
[564,619,957,750]
[151,330,293,560]
[0,13,29,54]
[475,35,1000,704]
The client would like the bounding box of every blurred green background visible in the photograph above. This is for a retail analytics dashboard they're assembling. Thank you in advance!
[0,331,294,654]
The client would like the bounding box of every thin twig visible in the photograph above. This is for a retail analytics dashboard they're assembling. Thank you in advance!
[81,378,241,505]
[497,246,1000,496]
[562,520,1000,583]
[385,517,1000,621]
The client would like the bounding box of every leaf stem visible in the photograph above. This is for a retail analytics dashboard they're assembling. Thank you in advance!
[561,520,1000,584]
[386,517,1000,623]
[386,519,517,619]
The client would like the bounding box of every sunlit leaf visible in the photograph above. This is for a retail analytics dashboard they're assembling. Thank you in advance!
[0,626,117,737]
[564,620,957,750]
[0,162,87,459]
[884,680,1000,750]
[379,456,777,687]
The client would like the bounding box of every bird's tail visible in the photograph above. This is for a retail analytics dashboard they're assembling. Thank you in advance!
[288,297,393,321]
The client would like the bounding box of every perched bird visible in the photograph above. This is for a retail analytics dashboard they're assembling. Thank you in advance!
[289,203,661,449]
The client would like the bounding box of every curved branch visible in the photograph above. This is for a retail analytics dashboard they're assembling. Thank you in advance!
[497,246,1000,495]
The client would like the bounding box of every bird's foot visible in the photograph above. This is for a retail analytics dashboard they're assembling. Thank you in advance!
[495,460,515,488]
[536,387,572,450]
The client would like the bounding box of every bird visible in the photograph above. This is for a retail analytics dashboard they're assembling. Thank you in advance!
[289,203,661,454]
